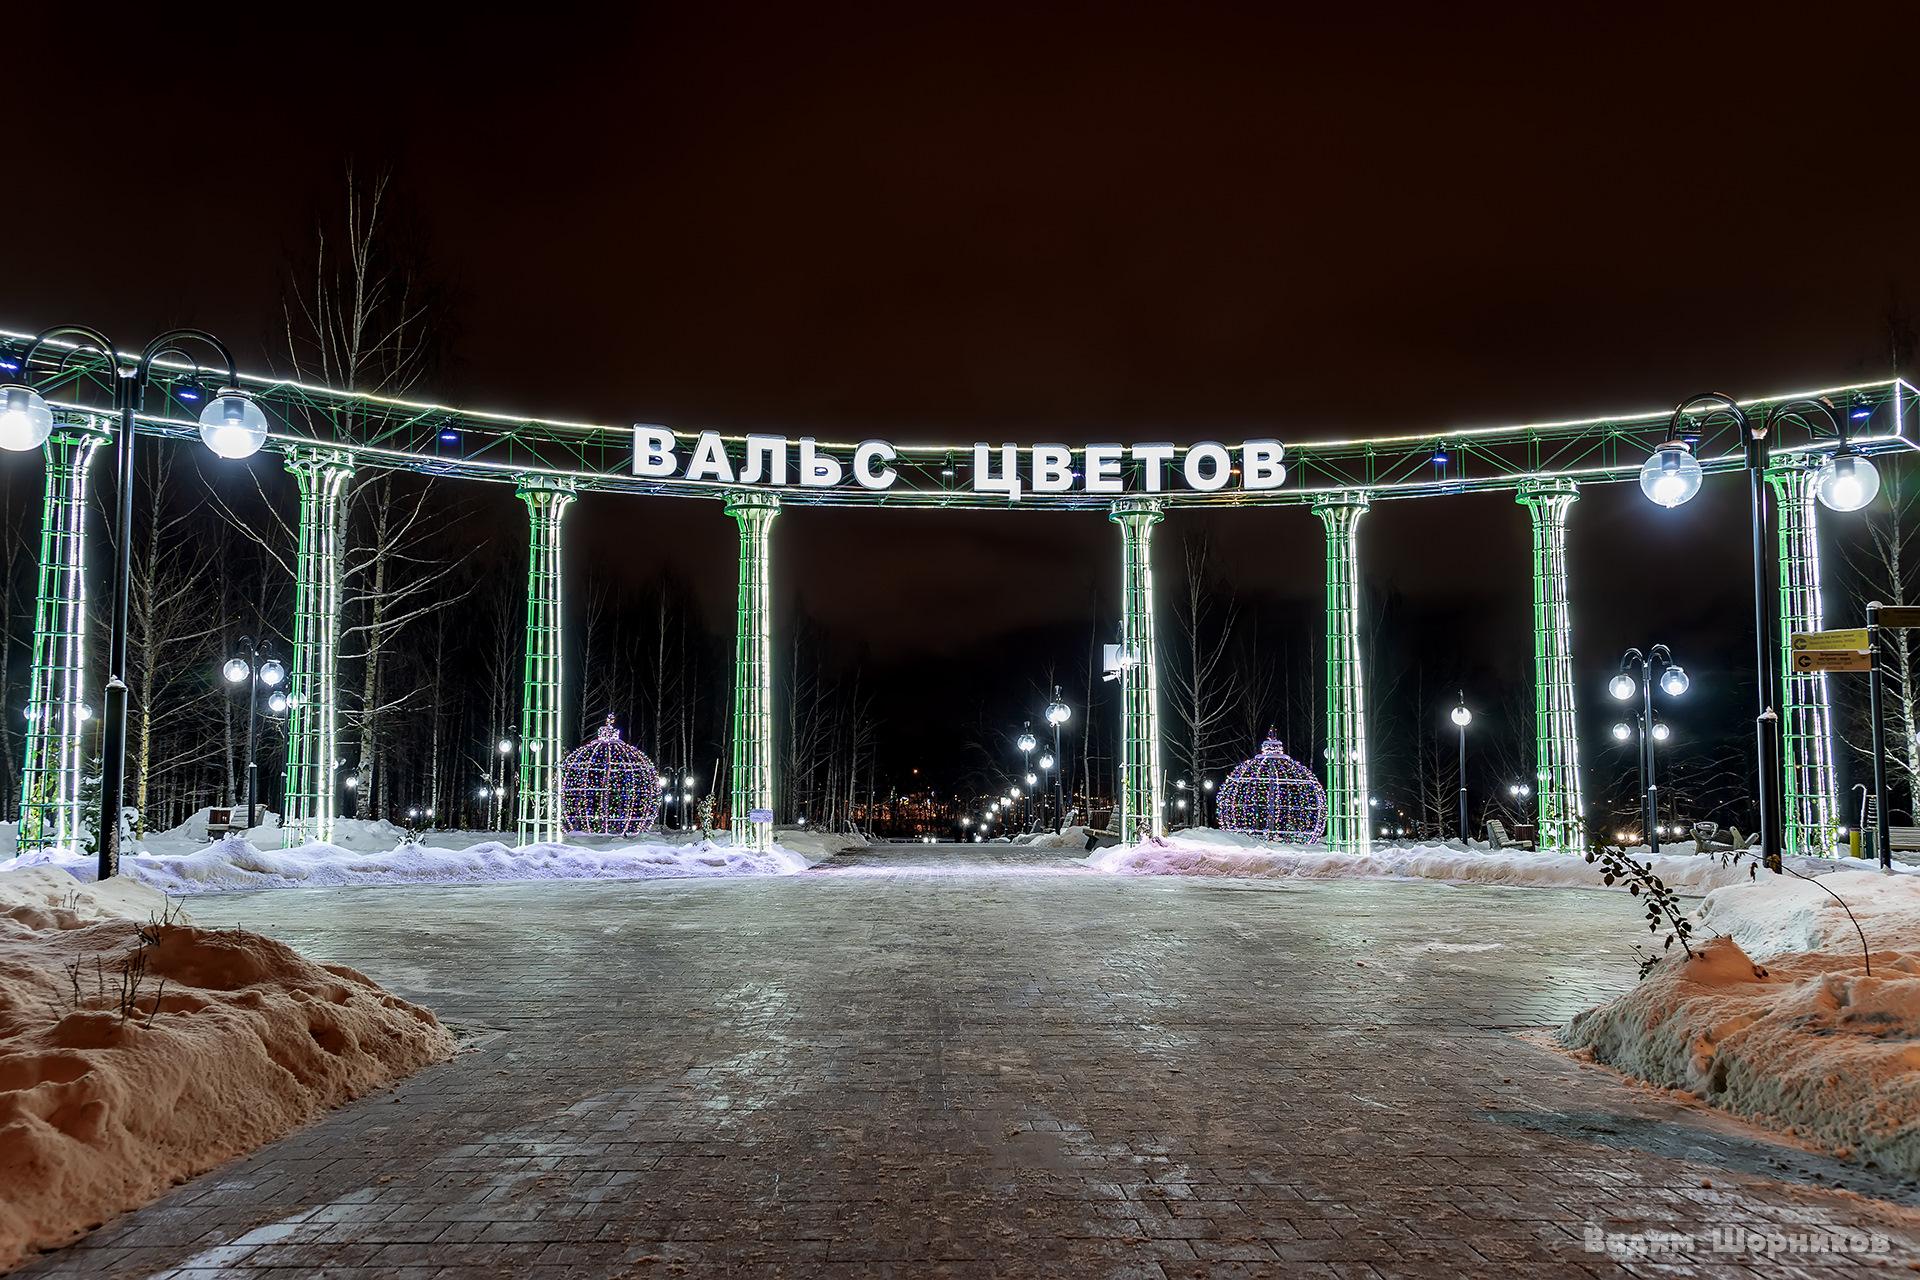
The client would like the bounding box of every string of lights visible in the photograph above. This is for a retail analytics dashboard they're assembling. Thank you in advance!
[559,715,659,837]
[1218,733,1328,843]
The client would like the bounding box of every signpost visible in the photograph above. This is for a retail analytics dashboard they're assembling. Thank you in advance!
[1792,649,1873,674]
[1869,605,1892,869]
[1790,629,1871,652]
[1789,623,1886,864]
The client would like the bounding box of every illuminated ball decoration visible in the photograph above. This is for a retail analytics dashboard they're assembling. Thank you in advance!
[560,716,659,836]
[1218,732,1327,843]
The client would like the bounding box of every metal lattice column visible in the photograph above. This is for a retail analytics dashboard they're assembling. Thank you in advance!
[282,448,355,846]
[1517,479,1585,852]
[1768,461,1837,856]
[1111,498,1165,842]
[726,490,779,852]
[1314,495,1371,855]
[517,477,575,844]
[19,424,109,850]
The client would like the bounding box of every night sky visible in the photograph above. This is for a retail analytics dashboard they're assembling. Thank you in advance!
[6,6,1918,827]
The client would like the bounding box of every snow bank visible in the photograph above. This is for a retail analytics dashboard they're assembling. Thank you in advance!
[1698,869,1920,960]
[1564,936,1920,1177]
[1084,832,1808,893]
[13,835,807,895]
[769,828,869,866]
[1561,871,1920,1176]
[0,866,182,930]
[0,865,454,1268]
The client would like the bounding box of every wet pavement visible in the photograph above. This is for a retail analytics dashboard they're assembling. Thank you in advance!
[20,843,1920,1277]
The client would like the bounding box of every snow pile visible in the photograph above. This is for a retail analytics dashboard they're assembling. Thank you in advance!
[1564,936,1920,1177]
[14,835,808,895]
[769,828,869,866]
[1015,826,1096,851]
[0,866,189,931]
[1564,872,1920,1177]
[1084,831,1799,893]
[1698,870,1920,959]
[0,865,453,1268]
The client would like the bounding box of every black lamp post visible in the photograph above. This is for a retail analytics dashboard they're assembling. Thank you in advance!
[1449,693,1472,840]
[1016,723,1036,832]
[0,325,268,879]
[1045,687,1071,832]
[222,637,288,830]
[1610,646,1688,854]
[1641,394,1880,871]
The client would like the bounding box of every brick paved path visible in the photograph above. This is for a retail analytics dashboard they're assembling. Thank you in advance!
[20,844,1920,1278]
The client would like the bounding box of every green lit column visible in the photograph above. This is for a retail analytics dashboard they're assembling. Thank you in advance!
[516,476,575,844]
[19,422,110,851]
[1768,460,1837,856]
[1110,497,1165,842]
[1517,479,1585,852]
[726,490,779,852]
[281,447,355,846]
[1314,495,1370,854]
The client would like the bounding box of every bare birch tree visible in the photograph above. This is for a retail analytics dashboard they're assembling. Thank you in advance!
[1168,532,1242,788]
[128,447,225,833]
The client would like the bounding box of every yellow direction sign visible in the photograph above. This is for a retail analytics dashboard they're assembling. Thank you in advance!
[1793,649,1873,673]
[1878,607,1920,630]
[1792,629,1870,651]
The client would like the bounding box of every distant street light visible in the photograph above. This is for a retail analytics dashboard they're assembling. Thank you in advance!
[1045,688,1072,832]
[1508,782,1532,826]
[1450,694,1472,840]
[1612,645,1686,853]
[221,635,288,832]
[1017,722,1037,831]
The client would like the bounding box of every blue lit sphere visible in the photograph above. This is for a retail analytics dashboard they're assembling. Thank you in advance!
[560,716,659,836]
[1218,733,1327,843]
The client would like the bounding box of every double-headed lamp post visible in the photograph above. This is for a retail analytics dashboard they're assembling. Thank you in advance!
[1017,723,1037,831]
[1610,648,1687,853]
[1450,694,1473,841]
[0,325,269,879]
[1045,688,1071,832]
[1507,783,1532,827]
[1640,394,1879,871]
[222,638,287,830]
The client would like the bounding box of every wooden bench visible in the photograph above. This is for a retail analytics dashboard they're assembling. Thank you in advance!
[1485,819,1533,851]
[1892,827,1920,854]
[205,806,261,841]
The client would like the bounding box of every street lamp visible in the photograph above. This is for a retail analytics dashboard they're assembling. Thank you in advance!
[1017,723,1037,831]
[1640,394,1877,869]
[0,325,267,880]
[1037,751,1055,830]
[1045,687,1072,832]
[1508,783,1532,826]
[1612,645,1687,854]
[222,636,287,832]
[496,736,515,831]
[1449,693,1472,841]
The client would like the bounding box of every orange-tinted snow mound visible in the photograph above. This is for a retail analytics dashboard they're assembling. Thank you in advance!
[1564,935,1920,1175]
[0,867,454,1270]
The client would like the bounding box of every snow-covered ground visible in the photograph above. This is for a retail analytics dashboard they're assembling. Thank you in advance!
[1081,827,1869,893]
[7,811,855,895]
[1087,829,1920,1178]
[1565,869,1920,1177]
[0,863,454,1268]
